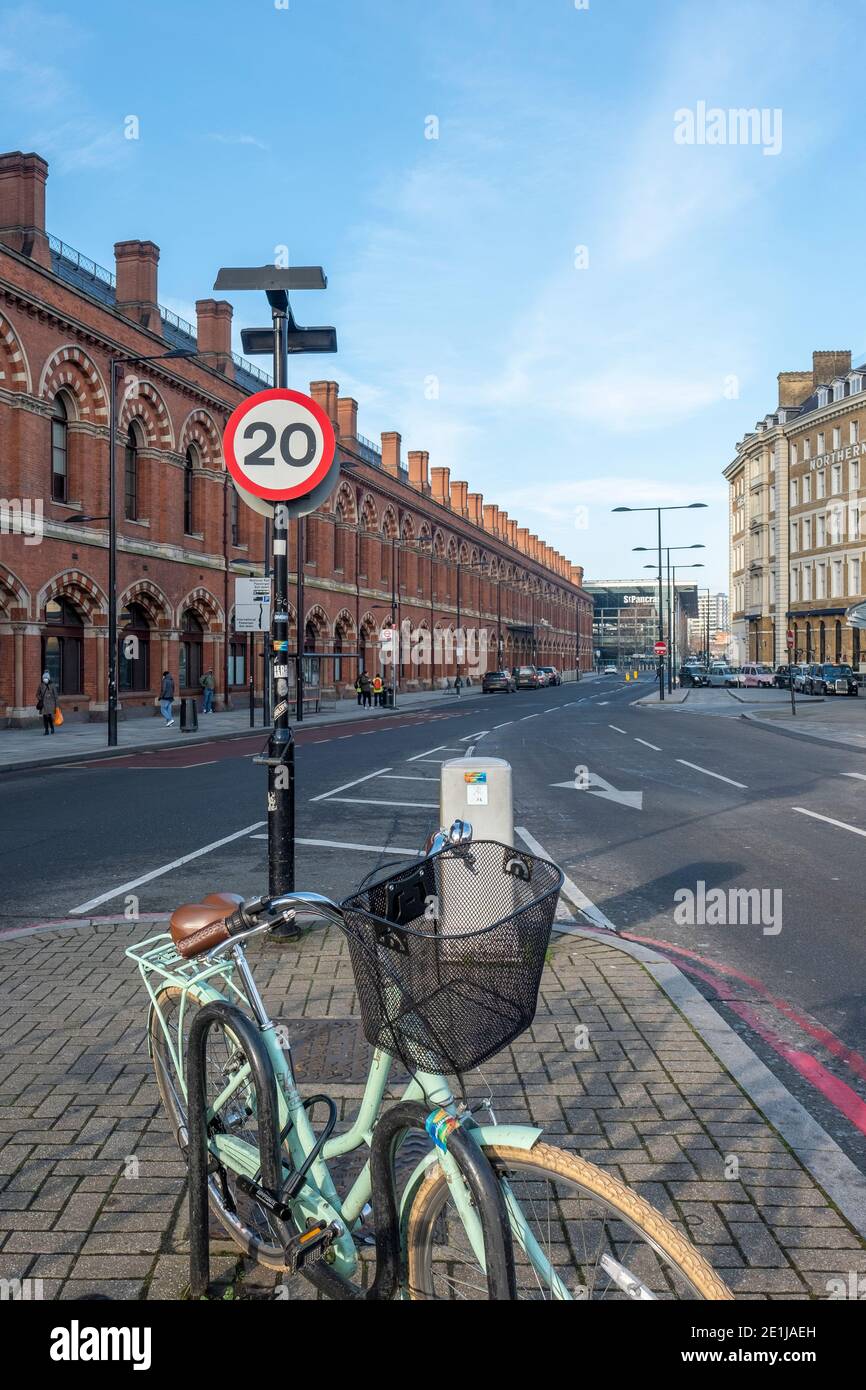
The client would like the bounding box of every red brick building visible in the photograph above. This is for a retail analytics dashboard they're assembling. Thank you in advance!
[0,149,592,726]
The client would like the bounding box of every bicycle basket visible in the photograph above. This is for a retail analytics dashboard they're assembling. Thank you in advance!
[339,840,563,1075]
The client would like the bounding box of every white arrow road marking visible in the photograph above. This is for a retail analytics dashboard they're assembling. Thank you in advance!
[677,759,747,790]
[551,771,643,810]
[459,731,488,741]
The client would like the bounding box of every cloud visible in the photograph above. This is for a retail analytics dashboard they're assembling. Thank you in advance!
[207,133,269,152]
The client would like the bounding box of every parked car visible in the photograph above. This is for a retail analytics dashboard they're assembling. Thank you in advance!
[602,663,618,675]
[482,669,516,694]
[740,663,775,688]
[679,663,709,688]
[804,663,859,696]
[511,665,541,689]
[792,664,809,692]
[705,663,735,687]
[537,666,561,686]
[772,664,796,688]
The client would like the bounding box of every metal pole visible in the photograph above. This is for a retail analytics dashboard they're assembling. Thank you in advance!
[657,509,665,701]
[267,305,295,899]
[296,516,305,722]
[262,521,271,727]
[108,359,119,747]
[666,548,673,693]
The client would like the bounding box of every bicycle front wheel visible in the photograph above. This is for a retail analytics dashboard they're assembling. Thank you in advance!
[406,1142,733,1300]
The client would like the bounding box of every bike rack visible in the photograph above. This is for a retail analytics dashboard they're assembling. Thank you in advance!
[186,1002,517,1300]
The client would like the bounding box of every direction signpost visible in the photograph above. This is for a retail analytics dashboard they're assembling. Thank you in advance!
[216,263,337,913]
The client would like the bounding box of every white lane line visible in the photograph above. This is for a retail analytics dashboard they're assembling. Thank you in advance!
[676,759,747,789]
[176,760,217,769]
[843,772,866,781]
[609,725,627,734]
[515,826,618,934]
[793,807,866,838]
[69,821,266,915]
[380,774,438,782]
[326,796,438,809]
[250,835,421,856]
[310,767,391,802]
[494,721,513,729]
[597,701,609,706]
[407,745,461,762]
[521,714,540,721]
[634,738,662,751]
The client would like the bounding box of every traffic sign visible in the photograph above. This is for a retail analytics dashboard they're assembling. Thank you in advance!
[223,388,336,502]
[234,577,272,632]
[654,640,667,655]
[233,449,341,521]
[786,629,795,648]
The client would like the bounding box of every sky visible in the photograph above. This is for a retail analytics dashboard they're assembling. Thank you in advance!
[2,0,863,591]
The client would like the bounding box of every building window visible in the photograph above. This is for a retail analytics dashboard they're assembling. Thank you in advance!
[817,432,825,454]
[817,514,826,548]
[803,518,812,549]
[124,422,141,521]
[803,475,812,503]
[819,621,826,661]
[817,471,826,499]
[51,394,69,502]
[851,420,860,444]
[179,609,203,688]
[184,447,196,534]
[851,557,862,594]
[851,461,860,491]
[790,478,798,506]
[804,438,811,460]
[832,464,842,495]
[43,597,83,693]
[832,561,842,598]
[333,624,344,684]
[228,639,246,686]
[791,567,799,601]
[119,601,150,690]
[833,427,841,449]
[817,563,826,599]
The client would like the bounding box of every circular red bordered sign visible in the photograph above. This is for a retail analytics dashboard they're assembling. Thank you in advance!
[654,640,667,654]
[223,388,336,501]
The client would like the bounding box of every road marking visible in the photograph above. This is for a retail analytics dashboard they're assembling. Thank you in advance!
[597,701,609,706]
[249,835,421,856]
[407,744,461,761]
[380,774,438,782]
[793,807,866,838]
[68,821,266,915]
[310,768,391,802]
[843,772,866,781]
[459,731,488,742]
[326,796,438,809]
[551,771,643,811]
[176,760,217,769]
[634,738,661,751]
[609,725,627,734]
[515,826,618,933]
[494,721,513,729]
[521,714,540,721]
[677,759,747,789]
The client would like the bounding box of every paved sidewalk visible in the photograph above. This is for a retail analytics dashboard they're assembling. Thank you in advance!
[635,685,866,752]
[0,911,863,1300]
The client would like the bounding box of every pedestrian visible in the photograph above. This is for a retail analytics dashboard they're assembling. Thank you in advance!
[200,668,215,714]
[454,673,463,698]
[372,673,384,707]
[360,671,372,708]
[36,671,58,735]
[159,670,175,726]
[354,675,363,706]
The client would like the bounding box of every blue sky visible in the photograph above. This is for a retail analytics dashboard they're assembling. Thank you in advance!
[2,0,863,590]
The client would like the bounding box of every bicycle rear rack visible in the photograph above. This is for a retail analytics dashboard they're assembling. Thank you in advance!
[186,1001,517,1300]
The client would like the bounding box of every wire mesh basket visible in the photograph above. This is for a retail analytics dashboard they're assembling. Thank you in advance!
[339,840,564,1075]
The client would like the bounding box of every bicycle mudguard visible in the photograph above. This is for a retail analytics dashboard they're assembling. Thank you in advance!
[398,1123,542,1224]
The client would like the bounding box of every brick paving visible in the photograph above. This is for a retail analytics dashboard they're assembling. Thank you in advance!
[0,916,863,1300]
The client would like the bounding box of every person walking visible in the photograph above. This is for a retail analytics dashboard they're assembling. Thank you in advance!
[354,675,363,706]
[200,668,215,714]
[36,671,58,735]
[372,673,384,707]
[360,671,372,708]
[159,670,175,726]
[454,673,463,698]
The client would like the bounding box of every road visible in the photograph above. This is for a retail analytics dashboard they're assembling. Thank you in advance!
[3,672,865,1169]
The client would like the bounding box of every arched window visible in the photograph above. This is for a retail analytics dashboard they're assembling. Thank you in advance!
[334,505,346,571]
[805,622,813,661]
[230,485,240,546]
[184,447,197,535]
[51,395,69,502]
[43,597,84,693]
[179,610,203,688]
[333,623,344,684]
[835,620,843,664]
[854,628,861,669]
[119,602,150,691]
[125,422,142,521]
[819,621,826,662]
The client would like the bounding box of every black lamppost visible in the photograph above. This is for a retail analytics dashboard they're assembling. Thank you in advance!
[613,504,707,701]
[644,563,704,682]
[634,544,705,692]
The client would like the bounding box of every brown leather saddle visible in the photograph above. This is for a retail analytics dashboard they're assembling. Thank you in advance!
[169,892,244,946]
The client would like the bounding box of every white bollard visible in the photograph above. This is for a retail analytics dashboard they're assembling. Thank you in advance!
[437,756,518,948]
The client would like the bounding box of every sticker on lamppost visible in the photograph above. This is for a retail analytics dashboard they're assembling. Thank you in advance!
[223,388,336,501]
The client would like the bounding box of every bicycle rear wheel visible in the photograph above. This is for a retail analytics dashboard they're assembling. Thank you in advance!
[149,986,293,1270]
[406,1141,732,1300]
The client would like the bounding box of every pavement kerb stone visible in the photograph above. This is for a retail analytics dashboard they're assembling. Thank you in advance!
[553,920,866,1240]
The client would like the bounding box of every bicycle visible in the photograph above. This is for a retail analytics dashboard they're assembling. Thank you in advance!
[127,824,732,1300]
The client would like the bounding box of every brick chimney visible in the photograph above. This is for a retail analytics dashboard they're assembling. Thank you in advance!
[467,492,483,525]
[431,466,451,506]
[508,520,517,547]
[0,151,50,268]
[570,564,584,587]
[310,380,339,432]
[516,527,530,554]
[482,503,499,534]
[337,396,358,442]
[115,240,161,333]
[812,350,851,387]
[381,431,401,477]
[777,371,813,408]
[407,450,429,492]
[196,299,233,377]
[450,480,468,515]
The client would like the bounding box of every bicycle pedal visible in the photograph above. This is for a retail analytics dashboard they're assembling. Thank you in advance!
[284,1219,343,1274]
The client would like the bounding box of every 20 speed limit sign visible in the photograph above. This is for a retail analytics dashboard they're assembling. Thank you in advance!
[223,389,336,502]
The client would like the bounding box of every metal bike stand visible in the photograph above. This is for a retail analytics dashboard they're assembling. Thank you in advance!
[187,1002,517,1300]
[187,1001,283,1299]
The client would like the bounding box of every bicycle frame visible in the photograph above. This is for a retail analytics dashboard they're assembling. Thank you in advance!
[127,930,569,1297]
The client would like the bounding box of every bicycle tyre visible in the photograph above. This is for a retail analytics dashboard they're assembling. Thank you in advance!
[406,1141,733,1300]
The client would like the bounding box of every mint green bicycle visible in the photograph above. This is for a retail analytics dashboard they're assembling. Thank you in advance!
[127,825,731,1300]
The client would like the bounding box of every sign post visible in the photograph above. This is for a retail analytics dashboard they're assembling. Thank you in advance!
[787,629,797,716]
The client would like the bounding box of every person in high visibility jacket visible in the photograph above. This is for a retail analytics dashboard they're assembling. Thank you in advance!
[372,673,384,706]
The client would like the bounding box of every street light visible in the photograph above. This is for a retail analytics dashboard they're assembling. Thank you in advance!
[644,563,704,682]
[634,544,705,692]
[613,504,707,700]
